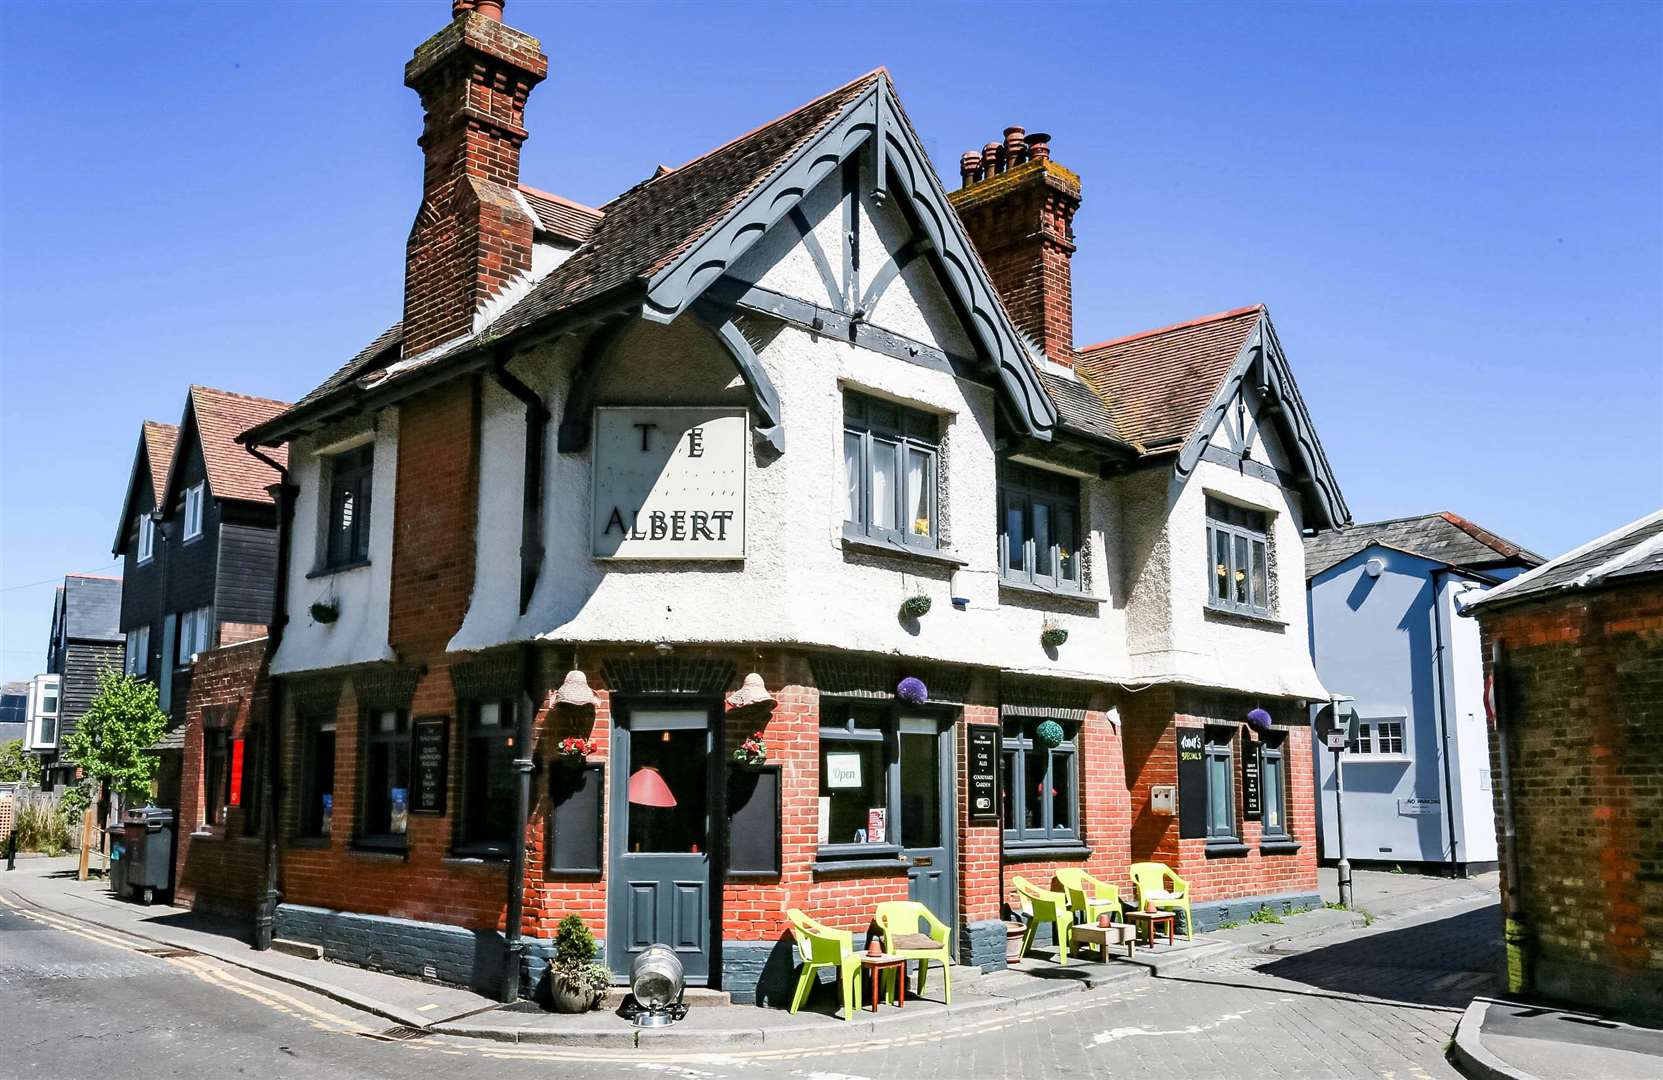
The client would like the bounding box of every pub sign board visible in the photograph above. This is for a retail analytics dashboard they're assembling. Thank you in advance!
[967,724,1000,824]
[1241,740,1262,821]
[412,717,449,816]
[1177,729,1208,839]
[592,407,747,559]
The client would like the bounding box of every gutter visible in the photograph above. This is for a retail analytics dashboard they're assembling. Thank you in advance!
[246,443,297,952]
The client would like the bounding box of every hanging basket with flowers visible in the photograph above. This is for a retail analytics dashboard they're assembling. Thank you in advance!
[732,732,768,767]
[1040,619,1068,649]
[557,736,596,764]
[900,593,932,619]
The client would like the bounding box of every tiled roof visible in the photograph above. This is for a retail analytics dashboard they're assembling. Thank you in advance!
[1465,509,1663,613]
[1304,511,1544,578]
[62,574,122,643]
[189,386,291,503]
[518,184,603,246]
[249,70,883,444]
[1073,305,1263,452]
[141,421,179,509]
[1039,371,1123,444]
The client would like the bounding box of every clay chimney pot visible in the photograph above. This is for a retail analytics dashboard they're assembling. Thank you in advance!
[1025,132,1051,163]
[474,0,504,20]
[960,151,982,187]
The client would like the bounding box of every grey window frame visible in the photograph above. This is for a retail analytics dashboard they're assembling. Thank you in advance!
[816,703,903,861]
[1205,496,1272,617]
[998,462,1083,592]
[1375,720,1405,755]
[325,444,375,570]
[1000,718,1081,848]
[458,698,517,858]
[1204,727,1239,843]
[202,715,231,828]
[299,712,336,839]
[842,391,940,551]
[357,708,410,850]
[1260,737,1290,840]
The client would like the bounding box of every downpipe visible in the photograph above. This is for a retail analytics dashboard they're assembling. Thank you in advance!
[246,444,295,952]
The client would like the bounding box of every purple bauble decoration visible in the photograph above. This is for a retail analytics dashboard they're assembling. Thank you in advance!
[896,677,929,705]
[1246,707,1274,732]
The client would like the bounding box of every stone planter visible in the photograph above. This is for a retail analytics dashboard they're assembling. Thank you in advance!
[547,975,601,1014]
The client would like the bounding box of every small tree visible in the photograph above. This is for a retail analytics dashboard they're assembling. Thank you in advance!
[63,669,168,835]
[0,738,38,785]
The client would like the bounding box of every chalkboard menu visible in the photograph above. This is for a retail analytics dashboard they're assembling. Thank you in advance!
[412,717,449,815]
[1177,729,1208,839]
[1241,740,1262,821]
[726,765,780,879]
[548,762,604,875]
[967,724,1000,824]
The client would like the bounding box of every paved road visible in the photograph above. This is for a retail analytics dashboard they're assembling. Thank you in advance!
[0,891,1498,1079]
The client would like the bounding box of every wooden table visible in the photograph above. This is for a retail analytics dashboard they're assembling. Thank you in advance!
[1069,921,1136,961]
[860,954,907,1011]
[1126,910,1177,947]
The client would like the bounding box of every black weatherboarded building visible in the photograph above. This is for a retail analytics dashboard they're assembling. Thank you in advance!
[39,574,124,788]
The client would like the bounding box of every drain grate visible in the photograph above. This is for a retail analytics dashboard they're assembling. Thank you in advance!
[141,947,199,959]
[362,1025,431,1042]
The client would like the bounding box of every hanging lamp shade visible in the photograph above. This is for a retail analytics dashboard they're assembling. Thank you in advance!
[555,669,597,707]
[727,672,774,709]
[627,766,677,808]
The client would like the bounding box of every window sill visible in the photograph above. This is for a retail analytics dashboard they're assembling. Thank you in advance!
[287,836,331,849]
[1203,840,1250,858]
[1259,839,1301,855]
[447,845,511,863]
[1003,842,1093,861]
[840,529,967,568]
[1202,603,1287,629]
[307,558,371,579]
[1343,754,1411,764]
[998,579,1104,605]
[349,840,408,859]
[811,856,909,876]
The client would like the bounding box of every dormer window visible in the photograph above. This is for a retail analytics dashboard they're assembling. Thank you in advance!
[842,391,938,549]
[1206,496,1272,617]
[183,482,205,541]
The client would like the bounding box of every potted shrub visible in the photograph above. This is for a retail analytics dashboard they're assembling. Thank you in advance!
[547,914,610,1013]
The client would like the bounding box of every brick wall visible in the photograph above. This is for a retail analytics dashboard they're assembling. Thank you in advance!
[1478,580,1663,1020]
[174,637,268,915]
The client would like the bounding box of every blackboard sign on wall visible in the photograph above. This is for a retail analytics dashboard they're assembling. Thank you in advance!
[726,765,781,879]
[967,724,1000,824]
[412,717,449,815]
[548,762,604,875]
[1241,740,1262,821]
[1177,728,1208,839]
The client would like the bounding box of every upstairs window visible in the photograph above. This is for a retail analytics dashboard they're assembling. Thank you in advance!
[999,463,1082,591]
[35,683,59,746]
[183,482,205,541]
[1206,496,1271,617]
[325,444,374,569]
[124,626,150,677]
[177,606,214,664]
[137,515,156,563]
[842,391,938,549]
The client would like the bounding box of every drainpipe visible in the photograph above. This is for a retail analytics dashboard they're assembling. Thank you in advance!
[499,642,538,1003]
[247,444,295,952]
[1429,568,1461,877]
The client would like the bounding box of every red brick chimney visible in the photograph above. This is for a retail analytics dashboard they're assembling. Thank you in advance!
[401,0,549,356]
[948,127,1081,365]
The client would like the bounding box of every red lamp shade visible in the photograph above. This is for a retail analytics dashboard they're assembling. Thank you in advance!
[627,765,677,808]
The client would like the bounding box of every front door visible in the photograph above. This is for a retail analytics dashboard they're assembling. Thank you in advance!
[608,707,713,985]
[898,715,956,934]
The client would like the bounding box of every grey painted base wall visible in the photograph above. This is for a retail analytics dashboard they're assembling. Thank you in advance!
[1189,891,1324,933]
[275,904,555,998]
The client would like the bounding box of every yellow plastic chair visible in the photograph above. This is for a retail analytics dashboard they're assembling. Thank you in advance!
[1054,868,1123,927]
[1128,861,1194,940]
[786,909,866,1020]
[1011,875,1072,965]
[874,900,953,1004]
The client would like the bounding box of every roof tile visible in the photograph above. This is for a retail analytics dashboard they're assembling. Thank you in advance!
[141,421,179,509]
[189,386,291,503]
[1304,511,1544,578]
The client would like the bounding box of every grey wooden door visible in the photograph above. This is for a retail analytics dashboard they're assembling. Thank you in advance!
[899,716,956,934]
[608,707,713,985]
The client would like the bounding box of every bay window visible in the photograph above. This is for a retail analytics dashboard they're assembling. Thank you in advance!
[1206,496,1272,617]
[843,391,938,549]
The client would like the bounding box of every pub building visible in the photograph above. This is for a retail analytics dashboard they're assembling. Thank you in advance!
[226,0,1349,1003]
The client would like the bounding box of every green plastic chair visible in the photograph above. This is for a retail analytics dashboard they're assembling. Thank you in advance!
[1011,875,1072,965]
[1129,861,1194,940]
[786,909,865,1020]
[1054,868,1124,927]
[874,900,953,1004]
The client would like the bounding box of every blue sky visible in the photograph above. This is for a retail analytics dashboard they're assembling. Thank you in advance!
[2,1,1659,684]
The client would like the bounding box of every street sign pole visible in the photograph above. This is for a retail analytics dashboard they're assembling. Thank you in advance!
[1334,741,1352,909]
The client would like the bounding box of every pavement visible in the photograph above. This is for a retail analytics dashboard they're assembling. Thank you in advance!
[1451,997,1663,1080]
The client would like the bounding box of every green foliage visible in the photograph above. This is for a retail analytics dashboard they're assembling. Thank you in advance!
[1215,920,1240,930]
[61,669,168,802]
[9,793,75,854]
[1246,905,1284,925]
[1323,900,1349,911]
[59,782,91,817]
[1284,904,1313,917]
[553,914,597,970]
[0,739,37,785]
